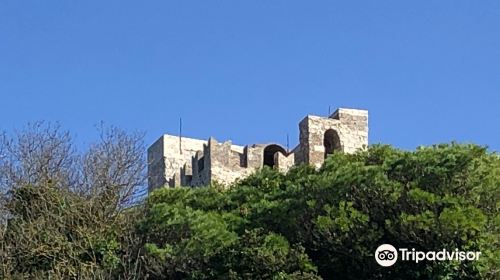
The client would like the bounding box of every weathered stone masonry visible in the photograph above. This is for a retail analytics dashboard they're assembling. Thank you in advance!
[148,108,368,192]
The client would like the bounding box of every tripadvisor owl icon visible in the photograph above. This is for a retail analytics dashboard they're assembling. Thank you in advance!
[375,244,398,267]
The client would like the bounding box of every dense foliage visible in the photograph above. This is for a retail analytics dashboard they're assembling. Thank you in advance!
[139,144,499,280]
[1,127,499,279]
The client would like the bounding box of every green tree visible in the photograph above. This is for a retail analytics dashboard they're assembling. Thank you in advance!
[141,143,498,279]
[2,123,498,280]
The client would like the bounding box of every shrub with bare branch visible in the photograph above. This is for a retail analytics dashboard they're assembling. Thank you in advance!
[0,122,146,279]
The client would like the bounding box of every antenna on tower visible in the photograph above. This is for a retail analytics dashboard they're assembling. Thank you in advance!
[179,117,183,154]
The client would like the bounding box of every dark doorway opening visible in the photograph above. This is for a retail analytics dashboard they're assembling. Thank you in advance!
[263,145,287,168]
[324,129,341,159]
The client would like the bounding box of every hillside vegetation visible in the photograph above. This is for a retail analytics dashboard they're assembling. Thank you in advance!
[1,125,498,279]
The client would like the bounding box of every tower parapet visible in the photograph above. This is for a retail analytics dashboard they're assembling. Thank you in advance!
[148,108,368,191]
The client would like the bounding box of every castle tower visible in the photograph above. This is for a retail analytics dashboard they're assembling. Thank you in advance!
[295,108,368,168]
[147,108,368,191]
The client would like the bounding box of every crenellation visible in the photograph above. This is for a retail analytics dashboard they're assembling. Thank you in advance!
[148,107,369,191]
[275,152,295,172]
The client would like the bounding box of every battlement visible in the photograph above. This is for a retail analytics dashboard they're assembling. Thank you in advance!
[330,108,368,119]
[148,108,368,191]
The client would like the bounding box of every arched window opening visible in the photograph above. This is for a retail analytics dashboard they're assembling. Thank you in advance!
[324,129,341,159]
[263,144,287,168]
[198,156,205,172]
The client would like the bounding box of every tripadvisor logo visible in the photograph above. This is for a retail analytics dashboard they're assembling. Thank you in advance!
[374,244,481,267]
[375,244,398,267]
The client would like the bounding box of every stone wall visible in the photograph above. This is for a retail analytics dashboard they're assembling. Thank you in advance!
[147,134,248,190]
[208,138,253,187]
[147,137,166,192]
[147,135,207,190]
[297,108,368,168]
[330,108,368,153]
[275,152,295,172]
[148,108,369,191]
[246,144,266,169]
[190,146,211,186]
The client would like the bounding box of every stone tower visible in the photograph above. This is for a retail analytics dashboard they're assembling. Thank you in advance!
[148,108,368,191]
[293,108,369,168]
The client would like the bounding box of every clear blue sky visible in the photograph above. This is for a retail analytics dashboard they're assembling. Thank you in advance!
[1,1,499,151]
